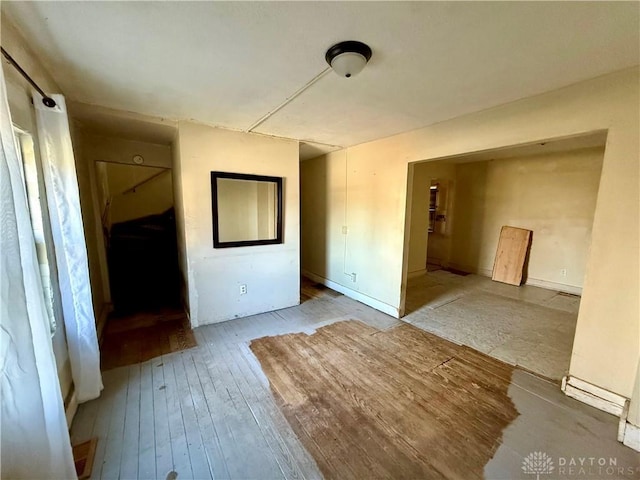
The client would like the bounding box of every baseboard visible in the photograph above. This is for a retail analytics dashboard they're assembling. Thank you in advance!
[65,388,78,429]
[525,278,582,296]
[426,258,445,267]
[618,400,630,442]
[622,422,640,452]
[448,263,490,277]
[448,263,582,295]
[407,269,427,279]
[616,399,640,452]
[302,270,400,318]
[561,375,627,417]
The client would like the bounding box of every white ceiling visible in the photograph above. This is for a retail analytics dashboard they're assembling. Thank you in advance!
[3,2,639,159]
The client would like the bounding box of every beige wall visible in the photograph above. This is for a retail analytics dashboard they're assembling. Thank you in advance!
[301,148,407,316]
[173,122,299,326]
[302,68,639,405]
[300,152,346,283]
[82,132,172,168]
[97,162,173,227]
[447,147,604,291]
[628,361,640,431]
[172,132,189,311]
[2,17,74,399]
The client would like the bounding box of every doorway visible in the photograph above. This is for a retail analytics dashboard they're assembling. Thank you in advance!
[96,161,179,312]
[93,156,193,370]
[402,132,607,381]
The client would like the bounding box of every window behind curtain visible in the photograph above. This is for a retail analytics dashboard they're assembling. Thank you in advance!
[14,128,57,335]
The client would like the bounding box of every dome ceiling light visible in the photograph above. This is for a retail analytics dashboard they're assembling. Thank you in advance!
[325,41,372,78]
[248,40,373,132]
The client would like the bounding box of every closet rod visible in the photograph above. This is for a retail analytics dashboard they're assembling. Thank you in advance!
[1,46,57,108]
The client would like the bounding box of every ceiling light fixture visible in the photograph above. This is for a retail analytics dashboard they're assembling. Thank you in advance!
[248,40,372,131]
[325,40,372,78]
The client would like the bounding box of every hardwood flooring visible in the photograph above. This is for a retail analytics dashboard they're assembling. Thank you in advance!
[72,282,638,480]
[251,320,518,479]
[100,308,196,371]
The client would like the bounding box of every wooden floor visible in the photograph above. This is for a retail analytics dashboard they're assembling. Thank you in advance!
[252,320,518,479]
[72,282,639,480]
[100,308,196,371]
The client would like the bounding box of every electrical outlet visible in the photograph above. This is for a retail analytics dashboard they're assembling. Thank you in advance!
[342,226,348,234]
[240,284,247,295]
[351,273,357,282]
[560,269,567,277]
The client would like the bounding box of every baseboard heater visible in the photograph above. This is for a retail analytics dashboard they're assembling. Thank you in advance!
[562,375,639,452]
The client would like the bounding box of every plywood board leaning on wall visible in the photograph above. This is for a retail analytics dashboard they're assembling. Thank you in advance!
[492,226,532,286]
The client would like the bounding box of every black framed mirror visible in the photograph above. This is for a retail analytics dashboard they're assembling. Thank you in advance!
[211,171,283,248]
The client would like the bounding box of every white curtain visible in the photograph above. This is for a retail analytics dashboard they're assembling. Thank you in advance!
[1,68,77,478]
[33,93,102,403]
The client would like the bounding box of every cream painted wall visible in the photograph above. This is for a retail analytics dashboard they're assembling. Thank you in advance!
[110,172,173,225]
[448,148,604,291]
[104,163,165,195]
[300,152,348,283]
[172,132,189,312]
[82,132,172,168]
[302,68,639,407]
[301,148,407,316]
[97,162,173,227]
[628,361,640,431]
[407,164,430,275]
[2,17,74,400]
[408,147,604,292]
[173,122,299,326]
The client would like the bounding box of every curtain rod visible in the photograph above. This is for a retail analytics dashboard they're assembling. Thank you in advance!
[1,47,56,108]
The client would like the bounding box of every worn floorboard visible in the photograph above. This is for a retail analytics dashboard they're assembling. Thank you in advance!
[73,282,638,480]
[251,320,519,479]
[101,308,196,371]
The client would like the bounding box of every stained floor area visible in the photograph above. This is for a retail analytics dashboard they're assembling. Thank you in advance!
[71,282,638,479]
[100,308,196,371]
[251,320,518,479]
[404,270,579,380]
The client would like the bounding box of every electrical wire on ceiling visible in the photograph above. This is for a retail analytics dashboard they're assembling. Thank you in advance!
[247,40,373,134]
[247,67,332,132]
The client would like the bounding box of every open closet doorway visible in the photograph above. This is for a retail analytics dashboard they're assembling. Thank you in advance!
[402,131,607,381]
[73,111,196,371]
[96,161,179,313]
